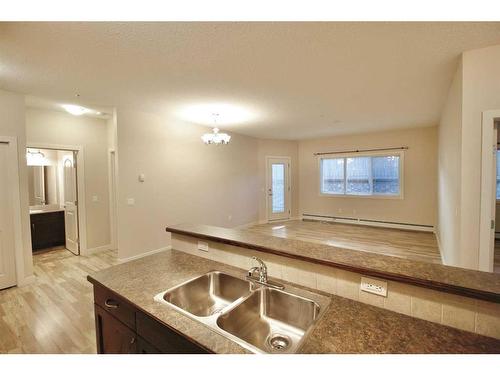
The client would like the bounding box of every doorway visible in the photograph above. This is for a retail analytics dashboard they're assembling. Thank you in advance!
[27,146,82,256]
[479,111,500,273]
[266,156,291,222]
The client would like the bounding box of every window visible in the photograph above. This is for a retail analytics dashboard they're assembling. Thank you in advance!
[320,153,402,197]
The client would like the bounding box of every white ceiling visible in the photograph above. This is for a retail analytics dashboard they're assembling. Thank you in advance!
[1,22,500,140]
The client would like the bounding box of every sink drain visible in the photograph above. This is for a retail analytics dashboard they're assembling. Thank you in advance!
[267,334,291,351]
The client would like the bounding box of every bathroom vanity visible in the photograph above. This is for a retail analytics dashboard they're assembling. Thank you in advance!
[30,209,65,251]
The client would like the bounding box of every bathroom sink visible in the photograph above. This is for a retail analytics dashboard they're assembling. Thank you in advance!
[216,288,321,353]
[159,271,253,317]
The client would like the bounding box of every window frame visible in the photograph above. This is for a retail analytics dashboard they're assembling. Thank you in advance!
[318,150,404,199]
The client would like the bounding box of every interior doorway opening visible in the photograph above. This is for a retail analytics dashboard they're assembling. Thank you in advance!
[479,111,500,273]
[27,146,82,256]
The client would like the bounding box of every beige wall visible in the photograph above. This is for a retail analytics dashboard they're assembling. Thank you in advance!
[257,139,299,222]
[0,89,33,282]
[116,109,260,260]
[298,127,438,226]
[25,108,111,250]
[437,62,463,266]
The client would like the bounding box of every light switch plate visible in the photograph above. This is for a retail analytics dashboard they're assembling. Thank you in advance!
[197,241,209,252]
[360,276,387,297]
[127,198,135,206]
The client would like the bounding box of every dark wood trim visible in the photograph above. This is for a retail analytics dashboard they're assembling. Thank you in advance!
[166,226,500,304]
[87,276,215,353]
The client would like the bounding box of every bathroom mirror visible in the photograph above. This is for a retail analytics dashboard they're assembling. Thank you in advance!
[28,165,59,207]
[27,148,60,209]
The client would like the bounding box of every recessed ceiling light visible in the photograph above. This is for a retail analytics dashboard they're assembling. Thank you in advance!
[62,104,91,116]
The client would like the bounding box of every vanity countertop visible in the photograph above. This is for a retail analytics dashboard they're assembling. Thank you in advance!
[87,249,500,354]
[30,208,65,215]
[165,223,500,303]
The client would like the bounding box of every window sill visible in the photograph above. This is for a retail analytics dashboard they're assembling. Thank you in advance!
[319,192,403,200]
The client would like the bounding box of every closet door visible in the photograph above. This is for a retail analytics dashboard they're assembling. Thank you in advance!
[0,140,17,289]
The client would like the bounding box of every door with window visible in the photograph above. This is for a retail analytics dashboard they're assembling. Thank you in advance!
[63,152,80,255]
[266,157,291,221]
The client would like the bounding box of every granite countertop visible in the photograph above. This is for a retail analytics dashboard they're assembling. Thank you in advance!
[166,223,500,303]
[87,249,500,354]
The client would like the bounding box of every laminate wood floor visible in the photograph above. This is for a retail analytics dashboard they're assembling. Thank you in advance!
[247,220,443,265]
[0,247,118,353]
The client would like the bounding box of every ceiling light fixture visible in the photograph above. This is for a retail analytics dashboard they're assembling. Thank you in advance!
[201,114,231,145]
[62,104,91,116]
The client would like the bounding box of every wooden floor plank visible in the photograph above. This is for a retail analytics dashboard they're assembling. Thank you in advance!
[0,247,118,354]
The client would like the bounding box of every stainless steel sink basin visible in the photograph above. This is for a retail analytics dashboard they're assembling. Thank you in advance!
[154,270,329,353]
[160,271,253,317]
[216,288,320,353]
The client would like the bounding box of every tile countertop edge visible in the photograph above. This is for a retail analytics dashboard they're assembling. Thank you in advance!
[87,250,500,354]
[165,223,500,303]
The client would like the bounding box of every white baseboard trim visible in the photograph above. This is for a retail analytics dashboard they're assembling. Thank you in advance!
[17,275,36,287]
[260,216,300,225]
[82,244,112,256]
[302,214,434,232]
[118,246,171,264]
[234,216,301,229]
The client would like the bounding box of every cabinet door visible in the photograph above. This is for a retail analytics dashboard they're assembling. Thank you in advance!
[94,304,137,354]
[136,337,161,354]
[136,311,210,354]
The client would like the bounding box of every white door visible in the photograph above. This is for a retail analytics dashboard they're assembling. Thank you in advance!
[267,157,291,221]
[0,141,17,289]
[63,152,79,255]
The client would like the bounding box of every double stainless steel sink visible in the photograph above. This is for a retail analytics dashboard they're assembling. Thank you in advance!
[154,271,329,353]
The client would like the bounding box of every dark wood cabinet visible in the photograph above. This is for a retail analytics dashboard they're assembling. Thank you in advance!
[30,211,65,251]
[92,283,210,354]
[95,305,137,354]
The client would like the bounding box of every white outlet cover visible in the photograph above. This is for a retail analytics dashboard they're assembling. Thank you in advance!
[127,198,135,206]
[197,241,209,252]
[360,276,387,297]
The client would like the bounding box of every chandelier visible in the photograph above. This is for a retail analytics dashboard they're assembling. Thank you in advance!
[201,114,231,145]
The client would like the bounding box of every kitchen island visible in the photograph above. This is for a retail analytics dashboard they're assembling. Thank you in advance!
[87,249,500,354]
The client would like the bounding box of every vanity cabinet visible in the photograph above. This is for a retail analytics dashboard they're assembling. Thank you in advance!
[92,283,210,354]
[30,211,65,251]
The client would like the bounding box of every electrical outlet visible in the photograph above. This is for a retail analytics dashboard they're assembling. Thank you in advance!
[360,277,387,297]
[197,241,209,252]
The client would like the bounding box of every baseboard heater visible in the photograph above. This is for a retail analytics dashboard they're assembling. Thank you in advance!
[302,213,434,232]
